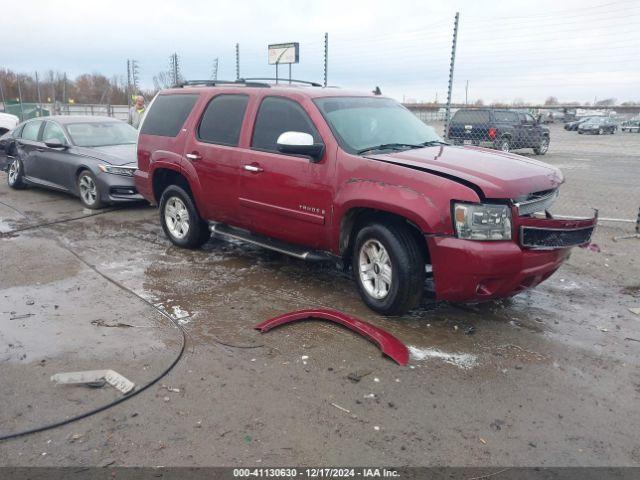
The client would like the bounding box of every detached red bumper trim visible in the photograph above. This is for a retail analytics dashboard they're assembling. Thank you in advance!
[255,308,409,366]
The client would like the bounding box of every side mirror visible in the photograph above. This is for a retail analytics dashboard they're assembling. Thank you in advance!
[44,139,68,149]
[276,131,324,162]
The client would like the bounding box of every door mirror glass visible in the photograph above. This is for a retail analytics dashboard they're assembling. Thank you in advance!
[276,131,324,161]
[44,139,68,149]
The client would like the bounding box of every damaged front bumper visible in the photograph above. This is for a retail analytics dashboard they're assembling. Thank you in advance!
[427,211,597,302]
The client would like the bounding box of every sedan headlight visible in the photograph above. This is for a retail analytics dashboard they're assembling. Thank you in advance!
[454,202,512,240]
[98,165,137,176]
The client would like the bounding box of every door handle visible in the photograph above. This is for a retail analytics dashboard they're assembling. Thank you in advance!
[243,164,264,173]
[36,147,44,152]
[185,152,201,161]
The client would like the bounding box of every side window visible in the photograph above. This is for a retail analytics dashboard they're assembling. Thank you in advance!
[251,97,321,153]
[42,122,67,143]
[12,124,25,138]
[21,121,43,141]
[198,95,249,146]
[518,113,526,123]
[140,94,198,137]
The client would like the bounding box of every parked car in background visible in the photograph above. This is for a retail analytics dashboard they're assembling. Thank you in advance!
[134,80,595,315]
[0,112,19,136]
[564,116,599,131]
[0,129,15,170]
[620,118,640,133]
[5,116,142,208]
[448,108,550,154]
[578,117,618,135]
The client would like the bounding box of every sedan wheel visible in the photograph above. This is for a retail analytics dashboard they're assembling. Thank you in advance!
[78,171,104,209]
[7,158,26,189]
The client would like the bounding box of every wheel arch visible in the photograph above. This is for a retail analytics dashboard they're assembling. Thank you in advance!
[338,207,431,267]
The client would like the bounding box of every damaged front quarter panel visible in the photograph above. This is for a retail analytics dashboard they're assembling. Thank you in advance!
[255,308,410,366]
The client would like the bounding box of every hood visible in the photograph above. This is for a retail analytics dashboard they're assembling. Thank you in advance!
[75,143,137,166]
[365,145,563,199]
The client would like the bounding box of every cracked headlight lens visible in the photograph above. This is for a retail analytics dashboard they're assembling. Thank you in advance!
[454,202,512,240]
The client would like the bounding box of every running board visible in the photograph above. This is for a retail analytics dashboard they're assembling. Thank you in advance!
[209,223,334,262]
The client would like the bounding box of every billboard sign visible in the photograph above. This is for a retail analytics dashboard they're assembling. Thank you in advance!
[268,43,300,65]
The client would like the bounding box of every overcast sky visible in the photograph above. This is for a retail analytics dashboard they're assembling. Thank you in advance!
[2,0,639,103]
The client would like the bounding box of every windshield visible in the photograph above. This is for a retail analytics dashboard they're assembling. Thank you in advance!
[314,97,443,154]
[66,122,137,147]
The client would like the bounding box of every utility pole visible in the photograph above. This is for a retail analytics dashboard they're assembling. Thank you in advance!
[444,12,459,137]
[169,53,182,86]
[62,73,67,106]
[35,71,42,114]
[323,32,329,87]
[0,79,5,111]
[235,43,240,80]
[212,58,219,81]
[126,60,132,106]
[465,80,469,105]
[130,60,139,94]
[16,75,25,121]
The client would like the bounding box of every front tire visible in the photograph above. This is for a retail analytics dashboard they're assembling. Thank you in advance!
[352,222,425,316]
[78,170,105,209]
[159,185,210,249]
[7,157,27,189]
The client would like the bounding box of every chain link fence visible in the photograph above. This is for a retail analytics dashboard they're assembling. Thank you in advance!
[406,105,640,226]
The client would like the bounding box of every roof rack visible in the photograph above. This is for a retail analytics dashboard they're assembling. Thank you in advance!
[177,79,271,88]
[240,77,323,87]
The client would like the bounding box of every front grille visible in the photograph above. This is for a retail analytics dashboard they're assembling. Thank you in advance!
[520,226,594,249]
[515,189,559,216]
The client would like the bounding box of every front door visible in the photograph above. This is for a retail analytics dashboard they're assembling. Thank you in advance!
[182,94,249,223]
[238,96,332,250]
[39,121,75,191]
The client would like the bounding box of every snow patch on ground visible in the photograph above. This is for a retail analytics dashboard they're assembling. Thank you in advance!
[408,346,478,370]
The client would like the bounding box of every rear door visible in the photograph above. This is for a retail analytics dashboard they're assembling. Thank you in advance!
[15,120,44,180]
[182,93,249,223]
[238,95,332,249]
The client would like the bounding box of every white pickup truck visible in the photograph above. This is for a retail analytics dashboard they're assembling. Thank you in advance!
[0,112,19,135]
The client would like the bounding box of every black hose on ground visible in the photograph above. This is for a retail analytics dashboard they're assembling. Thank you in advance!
[0,237,187,442]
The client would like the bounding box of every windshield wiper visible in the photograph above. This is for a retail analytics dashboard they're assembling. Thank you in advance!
[420,140,449,146]
[357,143,425,155]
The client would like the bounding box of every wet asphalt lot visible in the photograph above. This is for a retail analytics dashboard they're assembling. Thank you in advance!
[1,126,639,467]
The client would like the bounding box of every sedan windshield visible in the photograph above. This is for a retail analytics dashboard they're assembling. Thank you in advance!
[314,97,444,154]
[66,122,137,147]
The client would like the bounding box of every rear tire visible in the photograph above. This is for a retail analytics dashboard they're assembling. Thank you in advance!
[352,222,425,316]
[159,185,210,249]
[533,136,549,155]
[496,137,510,152]
[7,157,27,189]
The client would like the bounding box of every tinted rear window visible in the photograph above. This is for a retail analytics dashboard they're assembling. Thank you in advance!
[141,94,198,137]
[493,111,519,123]
[451,110,490,124]
[198,94,249,146]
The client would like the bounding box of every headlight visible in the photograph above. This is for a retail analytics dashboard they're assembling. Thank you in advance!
[98,165,137,176]
[453,202,512,240]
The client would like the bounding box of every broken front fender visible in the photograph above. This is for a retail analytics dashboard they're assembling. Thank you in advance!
[255,308,409,366]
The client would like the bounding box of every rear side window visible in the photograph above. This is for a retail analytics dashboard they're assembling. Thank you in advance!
[22,121,43,141]
[198,95,249,146]
[251,97,320,152]
[451,110,490,124]
[493,111,519,123]
[140,94,198,137]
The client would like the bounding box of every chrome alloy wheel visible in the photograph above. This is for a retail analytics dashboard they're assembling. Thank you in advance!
[8,159,19,185]
[79,174,98,206]
[359,239,393,300]
[164,196,190,239]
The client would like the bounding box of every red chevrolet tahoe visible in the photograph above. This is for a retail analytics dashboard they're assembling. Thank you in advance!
[135,80,596,315]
